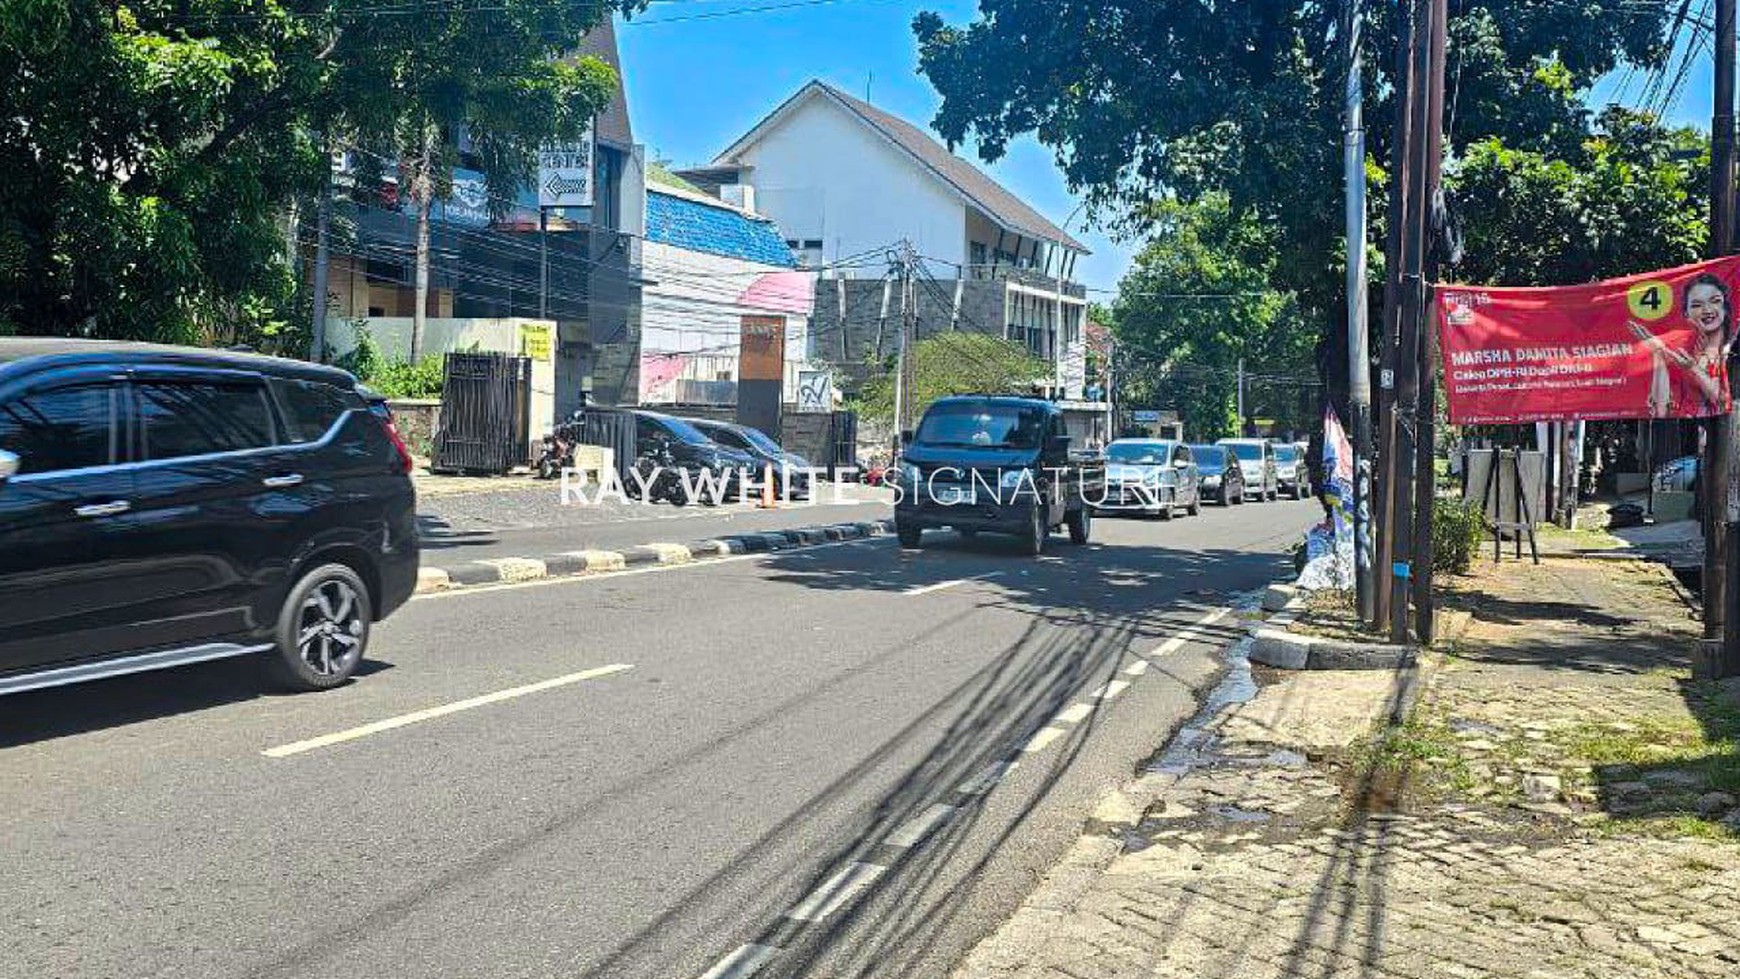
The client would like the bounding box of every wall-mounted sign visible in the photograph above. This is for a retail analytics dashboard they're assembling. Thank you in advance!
[797,370,833,412]
[538,123,595,209]
[518,322,553,363]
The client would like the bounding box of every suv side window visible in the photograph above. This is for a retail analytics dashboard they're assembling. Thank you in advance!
[271,378,356,443]
[137,382,275,460]
[0,384,119,475]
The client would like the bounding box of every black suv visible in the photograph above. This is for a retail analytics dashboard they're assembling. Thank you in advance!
[0,339,419,696]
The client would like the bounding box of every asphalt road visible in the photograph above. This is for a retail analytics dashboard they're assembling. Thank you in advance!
[417,481,894,564]
[0,497,1314,979]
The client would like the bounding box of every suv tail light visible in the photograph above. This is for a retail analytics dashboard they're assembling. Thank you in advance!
[370,404,415,475]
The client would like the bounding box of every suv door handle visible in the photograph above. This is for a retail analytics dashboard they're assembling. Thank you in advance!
[262,474,304,488]
[74,500,131,518]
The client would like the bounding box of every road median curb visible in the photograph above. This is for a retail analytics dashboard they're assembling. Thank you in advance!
[413,518,895,594]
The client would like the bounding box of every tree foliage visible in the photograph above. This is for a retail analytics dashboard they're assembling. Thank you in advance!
[0,0,632,347]
[1111,195,1314,440]
[855,332,1050,425]
[1449,108,1707,286]
[912,0,1686,416]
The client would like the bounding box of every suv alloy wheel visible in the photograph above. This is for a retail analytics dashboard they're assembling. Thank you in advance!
[269,563,372,691]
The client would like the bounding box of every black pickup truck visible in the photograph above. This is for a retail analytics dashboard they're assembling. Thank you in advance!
[891,395,1104,555]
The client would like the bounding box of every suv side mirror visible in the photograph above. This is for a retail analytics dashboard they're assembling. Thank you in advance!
[900,430,914,445]
[0,449,17,483]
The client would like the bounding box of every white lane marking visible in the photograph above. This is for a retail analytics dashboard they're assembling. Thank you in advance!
[886,803,957,849]
[1022,726,1066,753]
[1122,659,1151,677]
[1153,631,1196,656]
[785,862,887,922]
[1149,606,1233,657]
[262,664,635,758]
[1054,703,1094,725]
[696,943,781,979]
[903,572,999,596]
[957,760,1018,796]
[414,537,883,600]
[1089,680,1131,701]
[1199,606,1233,626]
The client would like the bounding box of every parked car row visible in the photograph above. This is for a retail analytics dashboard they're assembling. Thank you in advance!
[1094,436,1311,518]
[540,408,820,503]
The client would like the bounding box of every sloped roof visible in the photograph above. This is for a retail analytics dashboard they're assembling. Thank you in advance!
[715,80,1089,254]
[573,18,633,150]
[645,189,796,267]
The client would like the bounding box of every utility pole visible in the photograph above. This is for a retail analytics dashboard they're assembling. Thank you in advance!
[539,207,549,320]
[1384,0,1440,644]
[1374,0,1423,632]
[310,141,333,363]
[1409,0,1449,645]
[1343,0,1375,622]
[1237,357,1246,433]
[1712,0,1738,677]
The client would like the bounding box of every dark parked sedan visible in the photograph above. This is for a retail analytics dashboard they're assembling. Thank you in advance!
[688,418,816,498]
[0,339,419,696]
[1189,443,1247,505]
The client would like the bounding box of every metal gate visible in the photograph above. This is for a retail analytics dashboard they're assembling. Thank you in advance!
[432,352,532,475]
[579,407,638,487]
[827,410,857,478]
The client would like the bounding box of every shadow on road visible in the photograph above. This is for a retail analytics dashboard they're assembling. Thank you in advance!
[0,658,394,750]
[568,528,1288,979]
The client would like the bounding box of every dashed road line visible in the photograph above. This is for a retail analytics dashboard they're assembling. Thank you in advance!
[1054,703,1095,724]
[903,573,1000,596]
[261,663,634,758]
[696,943,781,979]
[690,602,1242,975]
[1022,726,1066,753]
[1089,679,1131,701]
[886,803,957,849]
[786,862,888,922]
[956,760,1018,796]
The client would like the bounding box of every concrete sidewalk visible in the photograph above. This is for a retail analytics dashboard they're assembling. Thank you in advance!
[952,555,1740,978]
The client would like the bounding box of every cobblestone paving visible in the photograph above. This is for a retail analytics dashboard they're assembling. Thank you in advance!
[953,558,1740,979]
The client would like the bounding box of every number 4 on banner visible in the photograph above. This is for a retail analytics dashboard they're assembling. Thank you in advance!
[1628,280,1673,321]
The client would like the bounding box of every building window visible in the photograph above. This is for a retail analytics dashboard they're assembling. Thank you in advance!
[802,239,823,250]
[969,242,988,268]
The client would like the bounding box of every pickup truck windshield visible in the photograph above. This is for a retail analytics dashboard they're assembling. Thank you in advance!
[915,402,1044,449]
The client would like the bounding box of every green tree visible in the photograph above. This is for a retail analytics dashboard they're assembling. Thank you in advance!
[1449,107,1707,286]
[1111,195,1313,440]
[0,1,633,349]
[855,333,1051,426]
[911,0,1681,414]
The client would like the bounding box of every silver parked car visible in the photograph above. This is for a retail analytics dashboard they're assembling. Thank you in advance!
[1098,439,1202,519]
[1273,443,1311,499]
[1217,438,1280,501]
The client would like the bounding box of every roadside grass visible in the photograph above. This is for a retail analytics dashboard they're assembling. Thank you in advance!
[1534,523,1625,550]
[1346,710,1478,807]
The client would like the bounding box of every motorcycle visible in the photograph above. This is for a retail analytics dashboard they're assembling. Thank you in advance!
[535,410,587,480]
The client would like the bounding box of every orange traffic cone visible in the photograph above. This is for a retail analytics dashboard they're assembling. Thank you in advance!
[758,464,777,508]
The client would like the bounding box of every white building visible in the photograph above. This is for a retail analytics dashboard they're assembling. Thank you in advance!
[638,176,814,406]
[677,80,1092,399]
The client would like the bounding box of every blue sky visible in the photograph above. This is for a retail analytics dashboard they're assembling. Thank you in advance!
[616,0,1133,297]
[619,0,1718,297]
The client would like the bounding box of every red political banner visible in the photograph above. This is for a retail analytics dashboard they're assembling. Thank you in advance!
[1437,256,1738,424]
